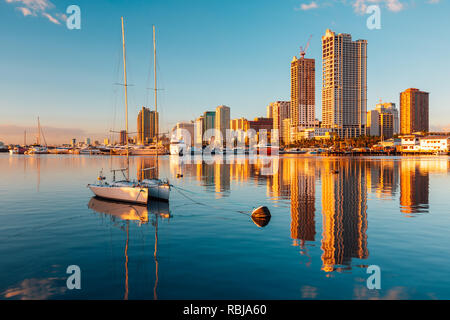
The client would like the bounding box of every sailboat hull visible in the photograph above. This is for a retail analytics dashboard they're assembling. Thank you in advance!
[142,179,170,201]
[88,185,149,204]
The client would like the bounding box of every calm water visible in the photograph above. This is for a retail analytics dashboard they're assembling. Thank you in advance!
[0,154,449,300]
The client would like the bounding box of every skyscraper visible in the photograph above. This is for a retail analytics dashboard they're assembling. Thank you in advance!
[137,106,159,144]
[376,102,399,135]
[400,88,429,134]
[290,53,315,136]
[215,105,230,143]
[322,29,367,138]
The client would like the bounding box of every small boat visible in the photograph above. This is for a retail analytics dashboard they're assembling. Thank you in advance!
[80,147,101,155]
[26,146,48,154]
[170,138,186,156]
[88,170,149,204]
[9,146,27,154]
[285,148,307,154]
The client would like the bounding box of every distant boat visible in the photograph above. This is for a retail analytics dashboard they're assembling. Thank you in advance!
[25,117,48,154]
[170,137,186,156]
[130,144,168,155]
[9,146,27,154]
[80,147,101,155]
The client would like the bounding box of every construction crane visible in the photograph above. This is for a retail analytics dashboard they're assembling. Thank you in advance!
[300,34,313,58]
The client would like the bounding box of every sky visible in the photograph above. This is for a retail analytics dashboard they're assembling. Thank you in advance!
[0,0,449,144]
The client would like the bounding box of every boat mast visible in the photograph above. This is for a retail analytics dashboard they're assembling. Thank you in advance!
[121,17,130,180]
[153,25,158,155]
[37,117,41,146]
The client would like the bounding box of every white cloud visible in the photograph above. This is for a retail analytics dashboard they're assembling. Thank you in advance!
[352,0,405,14]
[42,12,59,24]
[298,1,319,10]
[16,6,33,16]
[5,0,66,25]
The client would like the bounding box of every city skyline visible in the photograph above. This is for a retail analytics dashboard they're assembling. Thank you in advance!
[1,0,450,144]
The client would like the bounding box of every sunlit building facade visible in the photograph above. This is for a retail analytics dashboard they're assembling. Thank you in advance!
[400,88,429,134]
[322,29,367,138]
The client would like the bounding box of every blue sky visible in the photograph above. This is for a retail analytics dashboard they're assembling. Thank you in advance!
[0,0,449,144]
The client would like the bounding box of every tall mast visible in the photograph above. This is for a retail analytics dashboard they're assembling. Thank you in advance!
[37,117,41,145]
[153,25,158,148]
[121,17,129,179]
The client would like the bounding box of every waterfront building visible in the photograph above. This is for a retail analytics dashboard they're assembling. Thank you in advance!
[321,29,367,138]
[267,104,273,119]
[297,127,333,140]
[376,102,399,135]
[194,116,204,147]
[137,106,159,144]
[367,110,380,136]
[172,121,195,146]
[400,134,422,152]
[291,51,315,140]
[215,105,230,143]
[268,101,290,145]
[85,138,91,146]
[282,118,291,145]
[400,88,429,134]
[203,111,216,131]
[419,136,450,152]
[248,117,273,143]
[103,138,110,145]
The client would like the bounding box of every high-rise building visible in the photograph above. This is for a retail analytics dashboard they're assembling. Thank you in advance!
[376,102,399,135]
[322,29,367,138]
[268,101,291,145]
[367,109,394,138]
[194,116,204,147]
[380,112,394,139]
[119,130,127,145]
[137,107,159,144]
[267,104,273,119]
[291,53,315,135]
[215,105,230,142]
[400,88,429,134]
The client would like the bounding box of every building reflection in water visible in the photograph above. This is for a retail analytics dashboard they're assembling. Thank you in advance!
[320,159,368,273]
[164,156,449,273]
[289,159,316,264]
[366,160,399,199]
[400,160,429,215]
[137,157,159,180]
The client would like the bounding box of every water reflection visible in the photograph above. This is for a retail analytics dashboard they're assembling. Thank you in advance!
[88,197,171,300]
[167,156,447,273]
[400,160,429,215]
[320,160,368,272]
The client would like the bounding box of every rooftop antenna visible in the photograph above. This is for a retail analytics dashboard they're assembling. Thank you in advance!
[300,34,313,58]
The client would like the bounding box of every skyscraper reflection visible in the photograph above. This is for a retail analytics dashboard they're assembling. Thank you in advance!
[400,160,429,215]
[320,159,368,272]
[290,159,316,248]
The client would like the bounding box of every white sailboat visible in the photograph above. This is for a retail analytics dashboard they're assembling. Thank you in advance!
[26,117,48,154]
[88,18,170,204]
